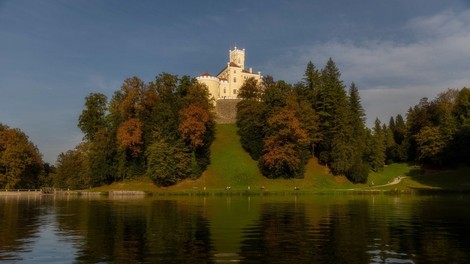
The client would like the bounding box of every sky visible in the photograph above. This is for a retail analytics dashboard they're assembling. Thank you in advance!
[1,0,470,164]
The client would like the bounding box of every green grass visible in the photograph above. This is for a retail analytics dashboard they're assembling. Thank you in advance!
[91,124,470,194]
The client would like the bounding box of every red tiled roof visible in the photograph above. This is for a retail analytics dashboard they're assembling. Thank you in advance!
[229,62,240,67]
[201,72,212,77]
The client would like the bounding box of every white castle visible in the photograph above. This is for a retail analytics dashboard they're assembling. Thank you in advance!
[196,47,262,100]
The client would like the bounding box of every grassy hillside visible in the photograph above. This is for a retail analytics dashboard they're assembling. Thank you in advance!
[93,124,470,193]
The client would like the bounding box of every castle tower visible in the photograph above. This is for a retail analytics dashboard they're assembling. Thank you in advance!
[197,47,261,101]
[229,46,245,69]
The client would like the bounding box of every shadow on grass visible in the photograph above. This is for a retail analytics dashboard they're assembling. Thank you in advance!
[405,163,470,192]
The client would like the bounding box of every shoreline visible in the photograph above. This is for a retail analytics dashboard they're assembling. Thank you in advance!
[2,188,469,197]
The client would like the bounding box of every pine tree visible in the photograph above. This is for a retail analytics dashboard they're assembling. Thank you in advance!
[345,83,369,182]
[302,61,321,105]
[370,118,386,171]
[315,58,354,175]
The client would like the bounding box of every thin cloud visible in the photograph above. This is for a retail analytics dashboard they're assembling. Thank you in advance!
[264,9,470,126]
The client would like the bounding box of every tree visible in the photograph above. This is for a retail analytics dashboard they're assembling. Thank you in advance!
[146,137,191,186]
[314,58,350,167]
[236,99,266,160]
[238,77,262,100]
[78,93,108,141]
[415,126,445,164]
[345,83,369,182]
[0,125,43,189]
[179,103,210,148]
[370,118,385,171]
[87,127,117,185]
[301,61,321,104]
[116,118,143,158]
[259,106,310,178]
[237,78,268,160]
[454,87,470,126]
[53,143,90,189]
[449,88,470,164]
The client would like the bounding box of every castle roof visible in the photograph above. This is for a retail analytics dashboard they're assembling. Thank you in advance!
[201,72,212,77]
[229,62,240,67]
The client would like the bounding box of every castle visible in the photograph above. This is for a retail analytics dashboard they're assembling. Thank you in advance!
[196,47,262,100]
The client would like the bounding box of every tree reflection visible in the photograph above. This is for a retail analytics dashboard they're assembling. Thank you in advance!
[239,198,377,263]
[53,198,213,263]
[0,195,44,261]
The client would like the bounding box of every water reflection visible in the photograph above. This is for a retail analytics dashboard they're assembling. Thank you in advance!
[0,195,469,263]
[53,198,214,263]
[0,195,44,261]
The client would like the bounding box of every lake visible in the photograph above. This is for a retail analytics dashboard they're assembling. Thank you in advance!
[1,194,469,263]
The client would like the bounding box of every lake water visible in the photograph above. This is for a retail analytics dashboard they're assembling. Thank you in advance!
[1,194,469,263]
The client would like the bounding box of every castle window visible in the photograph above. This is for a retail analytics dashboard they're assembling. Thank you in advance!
[223,88,226,94]
[234,70,236,74]
[233,77,236,83]
[233,89,237,94]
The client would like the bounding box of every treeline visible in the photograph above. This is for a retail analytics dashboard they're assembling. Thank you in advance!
[237,59,375,183]
[380,88,470,167]
[237,59,470,182]
[53,74,215,189]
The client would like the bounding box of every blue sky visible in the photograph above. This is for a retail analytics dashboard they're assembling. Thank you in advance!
[1,0,470,163]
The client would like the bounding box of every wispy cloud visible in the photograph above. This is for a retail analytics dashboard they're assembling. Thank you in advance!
[264,9,470,126]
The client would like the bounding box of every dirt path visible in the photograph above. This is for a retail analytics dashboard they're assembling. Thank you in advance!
[369,176,406,188]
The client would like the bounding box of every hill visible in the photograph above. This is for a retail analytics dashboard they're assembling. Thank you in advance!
[93,124,470,194]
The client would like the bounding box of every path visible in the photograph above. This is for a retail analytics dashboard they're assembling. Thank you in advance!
[368,176,406,188]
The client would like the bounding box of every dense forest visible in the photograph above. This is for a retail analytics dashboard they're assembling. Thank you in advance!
[236,59,470,182]
[1,59,469,189]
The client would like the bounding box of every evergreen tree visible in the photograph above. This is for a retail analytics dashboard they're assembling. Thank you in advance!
[345,83,369,182]
[315,58,354,175]
[370,118,385,171]
[302,61,321,105]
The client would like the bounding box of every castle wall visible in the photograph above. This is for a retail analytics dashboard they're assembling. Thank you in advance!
[215,99,240,124]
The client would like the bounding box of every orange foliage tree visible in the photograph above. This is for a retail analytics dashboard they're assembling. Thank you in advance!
[117,118,143,158]
[260,107,310,178]
[178,103,210,148]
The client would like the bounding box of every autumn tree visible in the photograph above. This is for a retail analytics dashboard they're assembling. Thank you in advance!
[109,76,149,179]
[0,124,43,189]
[259,101,311,178]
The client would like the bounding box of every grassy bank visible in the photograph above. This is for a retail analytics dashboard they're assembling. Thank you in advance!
[92,124,470,194]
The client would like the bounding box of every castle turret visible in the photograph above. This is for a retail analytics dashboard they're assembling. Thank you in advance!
[196,73,220,100]
[229,46,245,69]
